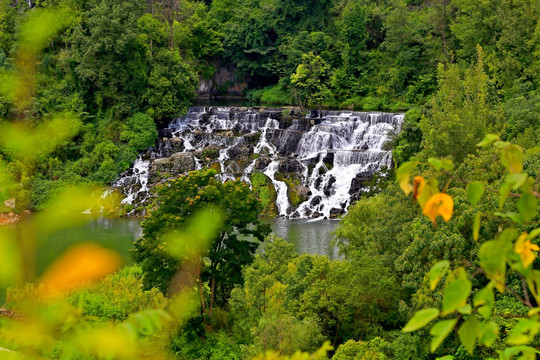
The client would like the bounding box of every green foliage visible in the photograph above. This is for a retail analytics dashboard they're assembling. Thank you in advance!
[133,170,270,309]
[250,172,278,217]
[395,134,540,358]
[69,266,167,321]
[420,49,492,162]
[290,52,331,108]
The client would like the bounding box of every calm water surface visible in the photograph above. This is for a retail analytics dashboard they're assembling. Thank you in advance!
[36,216,341,273]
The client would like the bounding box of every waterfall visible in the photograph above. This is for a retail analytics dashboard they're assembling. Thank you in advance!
[113,107,404,219]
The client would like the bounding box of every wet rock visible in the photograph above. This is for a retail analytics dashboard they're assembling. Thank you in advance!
[158,128,173,138]
[294,186,310,198]
[310,196,322,207]
[269,129,303,156]
[322,152,334,167]
[349,172,373,194]
[255,157,271,170]
[323,176,336,196]
[312,211,321,218]
[278,159,303,173]
[330,207,343,219]
[151,153,196,175]
[227,143,253,159]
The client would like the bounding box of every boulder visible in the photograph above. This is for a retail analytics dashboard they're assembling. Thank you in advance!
[151,153,196,175]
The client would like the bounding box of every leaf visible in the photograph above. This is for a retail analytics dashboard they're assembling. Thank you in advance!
[514,233,539,269]
[517,192,537,223]
[430,319,457,352]
[40,243,122,296]
[413,176,425,201]
[422,193,454,225]
[418,178,439,209]
[529,229,540,240]
[0,232,22,290]
[501,145,524,174]
[473,286,494,319]
[428,158,443,170]
[396,161,419,195]
[441,159,454,171]
[466,181,484,206]
[505,173,528,190]
[442,276,472,314]
[479,241,508,293]
[525,146,540,155]
[478,321,498,347]
[429,260,450,290]
[459,317,479,355]
[477,134,499,147]
[426,158,453,171]
[403,308,440,332]
[507,317,540,345]
[473,213,481,241]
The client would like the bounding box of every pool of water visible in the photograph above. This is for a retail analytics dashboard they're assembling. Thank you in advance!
[264,218,341,259]
[26,216,340,275]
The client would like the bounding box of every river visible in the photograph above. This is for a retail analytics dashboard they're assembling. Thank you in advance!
[36,217,340,274]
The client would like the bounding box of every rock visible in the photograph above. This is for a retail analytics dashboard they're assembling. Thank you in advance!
[323,176,336,196]
[310,196,322,207]
[349,172,373,194]
[3,198,15,209]
[294,186,310,198]
[322,152,334,167]
[278,159,303,173]
[270,129,303,156]
[227,143,253,159]
[312,211,321,218]
[255,157,271,170]
[329,207,343,219]
[150,153,196,176]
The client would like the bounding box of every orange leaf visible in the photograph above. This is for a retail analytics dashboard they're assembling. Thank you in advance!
[422,193,454,225]
[413,176,425,201]
[40,243,121,296]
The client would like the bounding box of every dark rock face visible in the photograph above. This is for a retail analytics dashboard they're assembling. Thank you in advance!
[151,153,196,175]
[329,207,343,219]
[278,159,303,173]
[255,157,271,170]
[323,176,336,196]
[349,172,373,195]
[227,143,253,159]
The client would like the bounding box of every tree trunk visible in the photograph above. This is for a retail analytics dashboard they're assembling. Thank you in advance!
[209,276,216,319]
[197,258,206,314]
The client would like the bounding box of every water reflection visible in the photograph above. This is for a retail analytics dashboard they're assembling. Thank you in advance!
[265,218,342,260]
[34,217,341,275]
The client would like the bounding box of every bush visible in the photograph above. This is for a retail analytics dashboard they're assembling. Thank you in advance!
[68,266,167,321]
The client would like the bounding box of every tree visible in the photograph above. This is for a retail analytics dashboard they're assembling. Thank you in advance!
[420,47,491,162]
[132,169,270,319]
[141,48,198,121]
[290,52,331,109]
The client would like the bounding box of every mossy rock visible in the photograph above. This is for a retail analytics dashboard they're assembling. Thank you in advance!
[250,172,277,217]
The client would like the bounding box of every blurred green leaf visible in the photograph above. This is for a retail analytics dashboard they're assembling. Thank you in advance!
[402,308,439,332]
[466,181,484,206]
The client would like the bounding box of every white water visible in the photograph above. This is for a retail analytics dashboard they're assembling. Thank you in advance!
[113,107,404,218]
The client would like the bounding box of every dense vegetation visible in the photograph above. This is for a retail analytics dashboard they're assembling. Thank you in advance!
[0,0,539,359]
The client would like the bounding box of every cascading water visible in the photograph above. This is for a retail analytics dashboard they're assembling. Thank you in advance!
[113,107,404,218]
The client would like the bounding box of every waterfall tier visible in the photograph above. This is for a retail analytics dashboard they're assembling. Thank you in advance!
[113,107,404,218]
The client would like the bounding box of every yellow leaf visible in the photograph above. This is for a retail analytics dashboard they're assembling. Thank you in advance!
[40,243,121,296]
[514,233,539,268]
[422,193,454,225]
